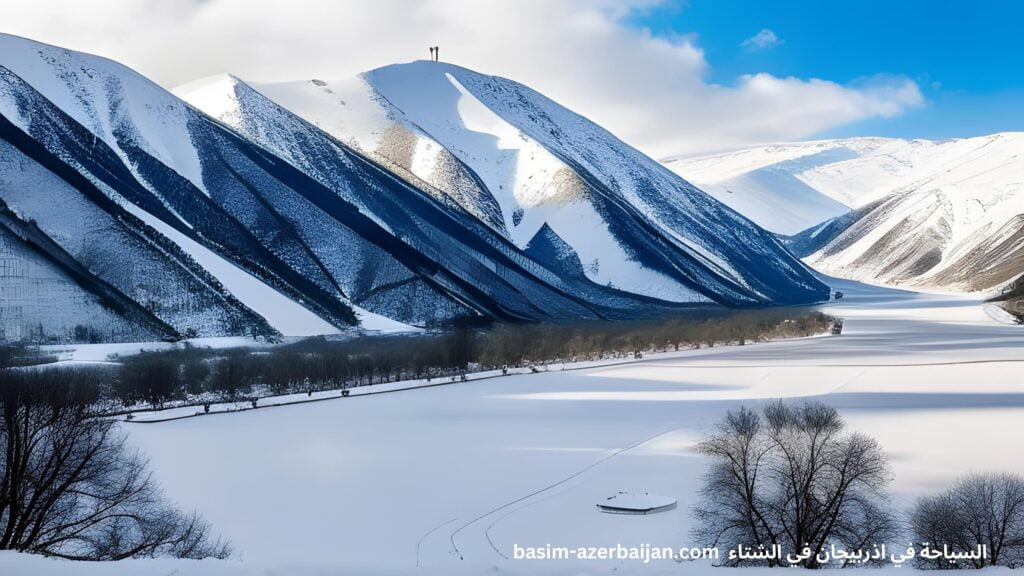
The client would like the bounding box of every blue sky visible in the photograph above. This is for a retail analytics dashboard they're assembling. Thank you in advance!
[630,0,1024,140]
[2,0,1016,155]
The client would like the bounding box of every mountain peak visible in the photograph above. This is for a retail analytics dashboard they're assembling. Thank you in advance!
[250,60,829,305]
[173,73,255,123]
[174,73,244,96]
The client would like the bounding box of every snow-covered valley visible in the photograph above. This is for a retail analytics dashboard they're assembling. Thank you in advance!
[1,18,1023,576]
[4,278,1020,575]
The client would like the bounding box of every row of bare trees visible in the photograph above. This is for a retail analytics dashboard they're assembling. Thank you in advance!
[108,310,836,410]
[0,368,229,560]
[695,401,1024,569]
[0,345,56,369]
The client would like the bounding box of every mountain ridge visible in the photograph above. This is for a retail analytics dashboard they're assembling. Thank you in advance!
[673,133,1024,293]
[246,61,827,306]
[1,33,829,343]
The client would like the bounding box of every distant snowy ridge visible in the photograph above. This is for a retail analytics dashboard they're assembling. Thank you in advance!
[669,134,1024,293]
[664,137,897,234]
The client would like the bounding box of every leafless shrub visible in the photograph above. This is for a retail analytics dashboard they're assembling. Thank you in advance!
[911,472,1024,568]
[693,400,895,568]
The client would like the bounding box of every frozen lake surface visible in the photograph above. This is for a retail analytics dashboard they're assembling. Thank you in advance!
[4,278,1022,575]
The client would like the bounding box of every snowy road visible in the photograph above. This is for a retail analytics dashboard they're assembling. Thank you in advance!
[6,279,1020,575]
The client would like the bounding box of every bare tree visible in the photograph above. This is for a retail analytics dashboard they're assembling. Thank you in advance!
[911,472,1024,569]
[0,369,230,560]
[116,352,181,409]
[693,401,895,567]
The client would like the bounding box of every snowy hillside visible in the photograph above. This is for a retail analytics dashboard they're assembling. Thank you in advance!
[176,74,679,323]
[0,34,359,337]
[668,134,1024,293]
[0,68,274,340]
[1,35,831,343]
[0,205,169,343]
[254,62,827,306]
[663,138,898,234]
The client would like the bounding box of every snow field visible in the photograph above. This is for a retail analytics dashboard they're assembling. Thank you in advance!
[49,278,1017,575]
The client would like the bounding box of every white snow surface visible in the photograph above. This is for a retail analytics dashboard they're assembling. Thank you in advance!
[239,74,394,155]
[664,134,1024,237]
[6,279,1023,575]
[351,304,423,334]
[667,133,1024,294]
[0,33,208,195]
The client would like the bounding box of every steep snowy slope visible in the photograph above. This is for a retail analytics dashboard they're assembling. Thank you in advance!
[178,74,667,322]
[178,75,739,321]
[0,203,171,343]
[670,134,1024,293]
[662,140,887,234]
[255,62,828,307]
[0,73,277,339]
[0,34,362,334]
[800,133,1024,292]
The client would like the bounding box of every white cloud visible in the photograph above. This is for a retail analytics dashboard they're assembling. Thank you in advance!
[0,0,923,157]
[741,28,782,52]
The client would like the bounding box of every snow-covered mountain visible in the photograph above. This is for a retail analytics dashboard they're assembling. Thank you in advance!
[174,74,673,325]
[246,62,826,307]
[0,34,829,343]
[0,65,277,341]
[668,135,1024,293]
[0,34,383,337]
[663,138,896,235]
[0,201,173,342]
